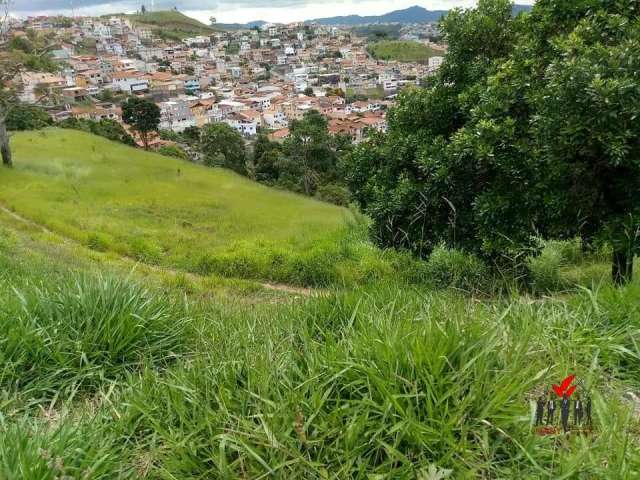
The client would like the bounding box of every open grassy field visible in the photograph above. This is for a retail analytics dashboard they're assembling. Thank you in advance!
[0,129,399,286]
[367,40,440,63]
[0,210,639,478]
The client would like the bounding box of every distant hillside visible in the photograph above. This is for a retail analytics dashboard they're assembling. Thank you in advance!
[307,4,533,25]
[216,20,267,31]
[368,40,440,63]
[124,10,222,38]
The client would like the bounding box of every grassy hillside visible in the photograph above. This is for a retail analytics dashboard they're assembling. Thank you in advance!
[125,10,220,38]
[0,129,390,286]
[368,40,440,63]
[0,214,638,478]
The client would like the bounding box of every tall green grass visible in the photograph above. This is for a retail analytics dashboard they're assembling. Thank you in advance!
[0,218,639,478]
[113,286,640,478]
[0,274,190,401]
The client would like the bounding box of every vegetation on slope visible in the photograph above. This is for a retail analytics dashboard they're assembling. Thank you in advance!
[0,129,414,287]
[125,10,220,38]
[0,219,638,477]
[367,40,440,63]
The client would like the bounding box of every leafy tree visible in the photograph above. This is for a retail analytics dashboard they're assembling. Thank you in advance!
[122,97,160,150]
[6,105,52,131]
[532,4,640,283]
[1,19,58,166]
[180,125,201,146]
[252,134,281,183]
[200,123,246,174]
[303,87,315,97]
[345,0,640,284]
[281,110,338,195]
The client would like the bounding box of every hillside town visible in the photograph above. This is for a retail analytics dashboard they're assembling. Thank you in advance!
[6,13,445,148]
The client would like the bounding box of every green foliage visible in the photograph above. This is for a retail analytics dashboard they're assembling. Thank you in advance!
[158,144,189,160]
[200,122,247,174]
[315,183,351,206]
[424,245,491,292]
[345,0,640,283]
[1,189,640,478]
[5,105,52,131]
[280,110,341,195]
[367,40,439,63]
[252,133,281,183]
[2,129,358,287]
[0,416,128,479]
[122,97,160,149]
[353,24,402,40]
[127,10,219,37]
[0,274,189,396]
[86,231,113,252]
[7,31,59,72]
[225,42,240,55]
[59,117,135,146]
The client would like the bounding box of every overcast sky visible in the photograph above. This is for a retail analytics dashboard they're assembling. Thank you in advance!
[11,0,535,24]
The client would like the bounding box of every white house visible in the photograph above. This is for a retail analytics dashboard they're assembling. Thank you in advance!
[111,72,149,93]
[159,101,197,132]
[224,112,257,137]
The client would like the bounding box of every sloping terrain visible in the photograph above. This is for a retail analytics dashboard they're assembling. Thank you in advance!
[125,10,221,37]
[0,129,367,285]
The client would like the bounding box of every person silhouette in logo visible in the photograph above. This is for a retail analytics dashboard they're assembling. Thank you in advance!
[561,393,570,433]
[535,395,546,426]
[547,396,556,425]
[574,394,583,426]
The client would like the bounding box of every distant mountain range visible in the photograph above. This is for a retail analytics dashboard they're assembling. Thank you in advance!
[219,5,533,30]
[216,20,267,30]
[307,5,533,26]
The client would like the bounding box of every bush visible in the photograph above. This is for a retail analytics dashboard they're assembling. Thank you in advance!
[128,237,163,264]
[526,246,565,293]
[59,118,135,146]
[6,105,52,131]
[158,145,190,160]
[86,232,112,252]
[424,245,490,292]
[525,239,584,293]
[315,183,351,206]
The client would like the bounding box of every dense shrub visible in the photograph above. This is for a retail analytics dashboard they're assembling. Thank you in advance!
[315,183,351,206]
[86,231,113,252]
[128,237,163,264]
[6,105,52,131]
[424,245,490,292]
[158,144,190,160]
[59,118,135,146]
